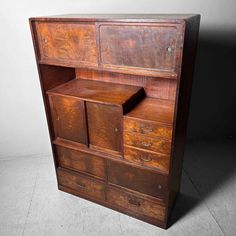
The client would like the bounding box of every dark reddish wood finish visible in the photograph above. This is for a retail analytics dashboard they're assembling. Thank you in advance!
[124,146,170,173]
[87,103,123,155]
[107,160,168,199]
[48,95,88,145]
[29,14,200,229]
[36,22,98,67]
[56,145,106,179]
[99,23,179,72]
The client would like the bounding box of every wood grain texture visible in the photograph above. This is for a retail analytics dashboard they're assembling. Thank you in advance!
[87,103,123,155]
[124,118,172,140]
[56,145,106,179]
[47,79,144,106]
[107,187,166,221]
[124,146,170,173]
[99,24,178,71]
[124,132,171,155]
[76,68,177,100]
[57,168,106,200]
[125,98,175,125]
[107,160,168,199]
[30,14,200,229]
[36,22,98,67]
[48,95,88,145]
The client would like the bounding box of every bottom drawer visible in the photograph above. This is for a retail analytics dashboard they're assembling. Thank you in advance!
[107,187,166,221]
[57,168,106,201]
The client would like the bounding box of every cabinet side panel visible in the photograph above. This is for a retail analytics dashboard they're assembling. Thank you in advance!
[168,16,200,215]
[29,20,76,172]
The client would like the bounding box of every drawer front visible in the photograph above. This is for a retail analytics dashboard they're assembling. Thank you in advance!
[57,168,105,200]
[124,132,171,154]
[49,95,88,145]
[99,23,181,74]
[56,146,106,179]
[36,22,98,67]
[107,161,167,199]
[87,102,122,155]
[107,187,166,221]
[124,118,172,140]
[124,146,169,173]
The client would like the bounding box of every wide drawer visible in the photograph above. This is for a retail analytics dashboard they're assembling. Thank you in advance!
[124,146,170,173]
[124,117,172,140]
[57,168,105,200]
[56,146,106,179]
[107,187,166,221]
[36,22,98,67]
[107,161,168,199]
[124,132,171,154]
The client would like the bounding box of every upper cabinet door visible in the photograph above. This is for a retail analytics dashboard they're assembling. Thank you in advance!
[98,23,184,78]
[36,22,98,67]
[49,95,88,145]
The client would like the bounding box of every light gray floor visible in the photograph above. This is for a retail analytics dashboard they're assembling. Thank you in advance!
[0,138,235,236]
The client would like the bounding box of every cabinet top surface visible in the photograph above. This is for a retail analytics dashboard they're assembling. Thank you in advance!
[30,13,199,22]
[47,79,143,106]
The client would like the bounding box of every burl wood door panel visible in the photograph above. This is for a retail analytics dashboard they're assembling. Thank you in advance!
[57,168,105,200]
[99,23,180,74]
[49,95,88,145]
[36,22,98,67]
[56,146,106,179]
[107,161,168,199]
[86,102,122,155]
[107,187,166,221]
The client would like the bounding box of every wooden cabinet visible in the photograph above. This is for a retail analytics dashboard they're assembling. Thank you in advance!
[30,14,200,229]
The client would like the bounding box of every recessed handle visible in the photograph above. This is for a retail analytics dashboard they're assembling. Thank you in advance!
[77,182,86,189]
[114,127,119,132]
[140,155,152,162]
[157,184,162,190]
[141,141,152,147]
[128,197,141,207]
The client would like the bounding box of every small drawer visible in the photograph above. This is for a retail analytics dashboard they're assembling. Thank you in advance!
[107,187,166,221]
[124,118,172,140]
[56,146,106,179]
[107,161,167,199]
[124,132,171,154]
[124,146,170,173]
[57,168,105,201]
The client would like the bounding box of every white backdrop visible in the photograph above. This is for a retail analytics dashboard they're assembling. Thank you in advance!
[0,0,236,159]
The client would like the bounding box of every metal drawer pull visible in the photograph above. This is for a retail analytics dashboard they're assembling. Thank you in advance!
[77,182,86,189]
[141,141,152,147]
[140,155,152,162]
[114,127,119,132]
[140,127,153,133]
[128,198,141,207]
[157,184,162,190]
[167,46,172,52]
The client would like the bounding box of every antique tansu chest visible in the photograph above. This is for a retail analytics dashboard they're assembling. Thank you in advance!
[29,14,200,229]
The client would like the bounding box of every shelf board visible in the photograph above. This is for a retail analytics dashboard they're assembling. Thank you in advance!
[47,79,144,106]
[125,98,175,126]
